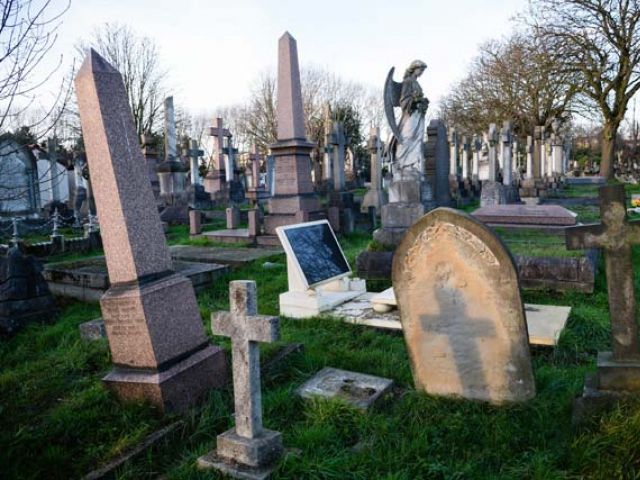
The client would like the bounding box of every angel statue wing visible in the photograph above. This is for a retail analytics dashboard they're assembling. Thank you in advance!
[384,67,403,142]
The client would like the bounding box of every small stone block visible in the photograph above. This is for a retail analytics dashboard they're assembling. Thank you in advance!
[596,351,640,391]
[296,367,394,409]
[79,318,106,341]
[197,450,276,480]
[215,428,283,468]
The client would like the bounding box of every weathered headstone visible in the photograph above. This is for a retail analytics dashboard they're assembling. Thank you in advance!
[75,49,226,412]
[361,126,388,213]
[204,117,231,202]
[264,32,322,234]
[392,208,535,403]
[0,244,57,337]
[566,185,640,392]
[198,280,283,478]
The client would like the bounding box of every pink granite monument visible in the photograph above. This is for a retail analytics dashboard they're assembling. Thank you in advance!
[75,49,227,413]
[264,32,323,234]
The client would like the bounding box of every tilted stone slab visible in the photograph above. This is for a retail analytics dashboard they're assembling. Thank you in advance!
[392,207,535,404]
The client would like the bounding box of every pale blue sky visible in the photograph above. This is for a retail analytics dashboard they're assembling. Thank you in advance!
[45,0,528,114]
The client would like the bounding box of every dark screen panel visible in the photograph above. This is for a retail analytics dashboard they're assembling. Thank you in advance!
[284,223,350,286]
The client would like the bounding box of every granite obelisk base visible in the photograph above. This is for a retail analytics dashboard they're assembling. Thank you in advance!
[100,272,227,413]
[264,140,323,234]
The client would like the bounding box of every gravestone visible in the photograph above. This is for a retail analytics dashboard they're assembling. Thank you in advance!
[198,280,283,479]
[425,119,451,207]
[204,117,231,203]
[264,32,323,234]
[0,244,57,337]
[566,185,640,397]
[361,126,388,213]
[184,139,211,209]
[157,96,189,224]
[392,207,535,403]
[0,138,41,215]
[75,49,226,413]
[277,220,365,318]
[297,367,394,410]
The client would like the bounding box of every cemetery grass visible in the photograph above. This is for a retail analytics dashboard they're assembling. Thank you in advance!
[2,231,640,478]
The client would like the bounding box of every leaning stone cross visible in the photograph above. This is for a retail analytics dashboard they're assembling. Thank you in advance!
[199,280,284,476]
[566,184,640,361]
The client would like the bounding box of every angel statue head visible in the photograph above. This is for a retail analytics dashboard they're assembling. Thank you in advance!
[404,60,427,79]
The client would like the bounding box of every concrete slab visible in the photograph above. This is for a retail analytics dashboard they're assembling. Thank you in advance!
[471,204,577,226]
[169,245,283,268]
[44,258,228,302]
[296,367,394,410]
[524,304,571,346]
[341,289,570,346]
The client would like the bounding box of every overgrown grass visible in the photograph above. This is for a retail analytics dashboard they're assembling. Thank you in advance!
[2,188,640,479]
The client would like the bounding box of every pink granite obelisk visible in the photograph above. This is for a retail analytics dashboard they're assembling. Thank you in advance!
[75,49,226,413]
[264,32,322,234]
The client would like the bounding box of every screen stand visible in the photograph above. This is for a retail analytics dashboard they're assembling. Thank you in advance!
[279,256,367,319]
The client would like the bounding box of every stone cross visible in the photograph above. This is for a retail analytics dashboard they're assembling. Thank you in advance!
[472,135,481,179]
[501,121,513,186]
[184,139,204,186]
[540,126,547,177]
[526,135,534,179]
[368,126,383,190]
[328,122,347,191]
[461,135,470,180]
[248,145,262,190]
[209,117,230,176]
[47,137,60,202]
[448,127,458,176]
[212,280,280,438]
[566,184,640,361]
[164,96,177,161]
[223,138,237,183]
[323,103,332,181]
[488,124,498,182]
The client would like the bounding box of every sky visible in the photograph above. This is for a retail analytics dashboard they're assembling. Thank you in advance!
[41,0,529,116]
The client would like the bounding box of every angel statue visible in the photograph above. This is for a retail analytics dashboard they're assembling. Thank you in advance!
[384,60,429,182]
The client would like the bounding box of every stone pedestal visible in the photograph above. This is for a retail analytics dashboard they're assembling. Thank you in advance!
[189,210,201,235]
[100,273,227,413]
[248,209,263,237]
[573,353,640,424]
[227,206,241,229]
[480,180,506,207]
[373,179,430,247]
[264,141,323,234]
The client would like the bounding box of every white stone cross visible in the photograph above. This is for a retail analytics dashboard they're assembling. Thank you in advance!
[209,117,231,174]
[212,280,279,438]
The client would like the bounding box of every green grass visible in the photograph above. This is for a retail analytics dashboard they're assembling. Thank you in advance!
[493,228,584,258]
[2,193,640,479]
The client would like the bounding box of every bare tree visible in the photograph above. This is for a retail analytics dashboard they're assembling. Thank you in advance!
[0,0,73,208]
[439,30,578,137]
[526,0,640,179]
[77,22,167,137]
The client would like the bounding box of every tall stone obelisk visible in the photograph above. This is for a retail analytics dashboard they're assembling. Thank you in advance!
[75,49,226,413]
[264,32,322,234]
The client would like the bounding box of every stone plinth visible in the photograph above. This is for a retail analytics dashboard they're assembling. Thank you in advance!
[472,204,577,226]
